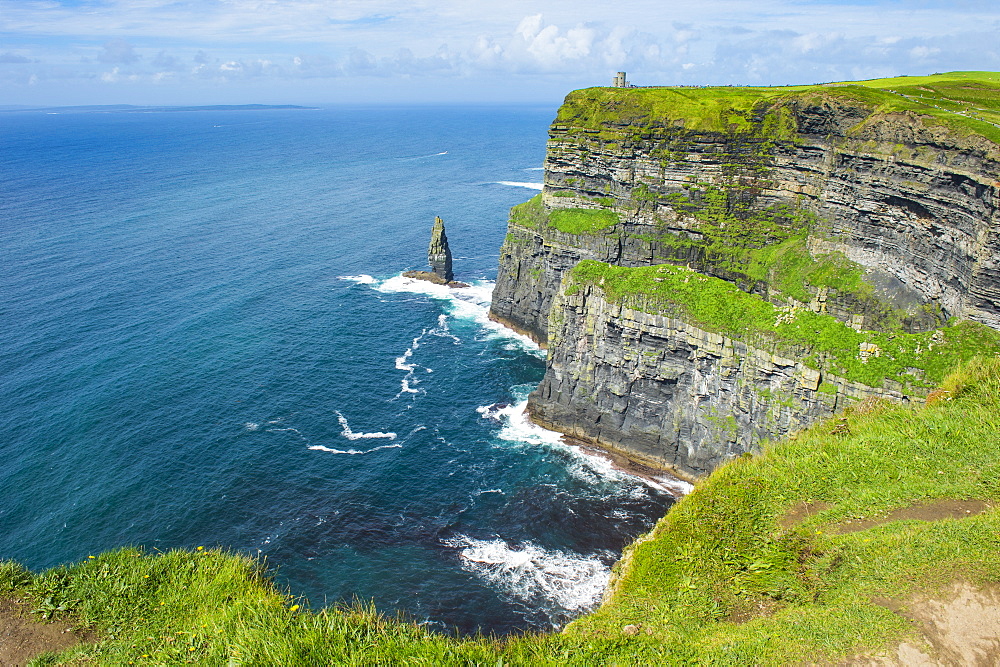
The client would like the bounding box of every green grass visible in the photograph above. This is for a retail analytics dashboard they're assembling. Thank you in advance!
[556,71,1000,146]
[13,547,514,665]
[569,357,1000,664]
[549,208,619,234]
[509,193,547,229]
[555,85,808,137]
[10,360,1000,665]
[744,235,870,304]
[568,260,1000,390]
[508,193,619,235]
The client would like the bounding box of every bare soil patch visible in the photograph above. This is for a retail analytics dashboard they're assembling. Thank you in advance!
[0,596,91,666]
[779,500,833,529]
[832,499,990,535]
[856,582,1000,665]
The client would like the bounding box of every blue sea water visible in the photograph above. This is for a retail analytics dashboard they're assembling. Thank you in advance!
[0,106,679,635]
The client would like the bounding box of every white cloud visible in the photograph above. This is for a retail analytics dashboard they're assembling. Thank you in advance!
[1,0,998,103]
[909,45,941,60]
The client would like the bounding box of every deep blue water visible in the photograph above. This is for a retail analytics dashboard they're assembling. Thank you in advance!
[0,106,677,634]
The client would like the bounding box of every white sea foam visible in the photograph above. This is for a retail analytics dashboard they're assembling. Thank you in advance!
[496,181,544,190]
[443,535,609,613]
[347,274,541,399]
[308,443,402,455]
[429,313,460,344]
[487,396,692,496]
[493,399,565,448]
[395,338,419,371]
[338,274,376,284]
[336,411,396,440]
[397,151,448,161]
[649,476,694,496]
[374,276,542,356]
[524,166,545,171]
[244,422,259,431]
[392,326,440,396]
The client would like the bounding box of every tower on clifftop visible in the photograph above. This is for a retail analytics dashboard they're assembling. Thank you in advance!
[613,71,628,87]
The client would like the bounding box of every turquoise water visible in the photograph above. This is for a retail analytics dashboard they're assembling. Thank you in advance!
[0,107,677,634]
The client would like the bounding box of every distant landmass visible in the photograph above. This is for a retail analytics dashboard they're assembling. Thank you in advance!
[0,104,318,114]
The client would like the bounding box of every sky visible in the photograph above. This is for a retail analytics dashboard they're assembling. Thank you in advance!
[1,0,999,106]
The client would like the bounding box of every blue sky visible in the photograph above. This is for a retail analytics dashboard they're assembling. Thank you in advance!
[1,0,998,106]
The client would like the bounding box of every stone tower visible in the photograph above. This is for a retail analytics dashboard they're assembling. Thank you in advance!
[613,71,627,87]
[428,216,453,283]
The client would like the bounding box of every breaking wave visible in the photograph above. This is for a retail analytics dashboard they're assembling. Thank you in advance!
[336,411,396,440]
[496,181,543,190]
[443,535,610,618]
[338,274,376,284]
[485,391,693,496]
[308,443,402,455]
[367,275,542,355]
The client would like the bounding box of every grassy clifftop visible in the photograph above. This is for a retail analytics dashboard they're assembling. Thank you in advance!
[556,71,1000,144]
[567,260,1000,392]
[6,360,1000,664]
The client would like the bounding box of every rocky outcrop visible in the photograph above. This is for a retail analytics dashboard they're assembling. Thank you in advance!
[405,216,467,287]
[428,216,453,283]
[490,84,1000,478]
[528,282,909,479]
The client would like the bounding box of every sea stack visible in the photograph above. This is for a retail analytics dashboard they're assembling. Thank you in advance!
[428,216,453,283]
[403,216,467,287]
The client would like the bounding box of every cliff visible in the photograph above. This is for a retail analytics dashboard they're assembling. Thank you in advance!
[491,72,1000,478]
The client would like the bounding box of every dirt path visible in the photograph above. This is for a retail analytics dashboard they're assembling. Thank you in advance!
[0,597,90,666]
[858,582,1000,666]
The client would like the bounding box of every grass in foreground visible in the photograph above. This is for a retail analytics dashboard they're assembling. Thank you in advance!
[4,360,1000,665]
[569,357,1000,664]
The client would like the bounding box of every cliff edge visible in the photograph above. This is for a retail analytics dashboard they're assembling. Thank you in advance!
[490,71,1000,478]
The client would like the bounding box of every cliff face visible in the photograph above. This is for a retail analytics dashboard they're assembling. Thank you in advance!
[491,79,1000,478]
[493,97,1000,344]
[529,282,909,479]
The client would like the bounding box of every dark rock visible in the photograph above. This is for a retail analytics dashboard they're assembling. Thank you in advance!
[528,283,908,479]
[401,270,468,289]
[428,216,453,283]
[401,216,468,287]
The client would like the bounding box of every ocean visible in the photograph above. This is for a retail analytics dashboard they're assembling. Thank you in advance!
[0,106,680,635]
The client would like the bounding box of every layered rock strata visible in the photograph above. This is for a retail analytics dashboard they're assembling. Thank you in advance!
[491,84,1000,478]
[492,97,1000,346]
[528,282,908,480]
[405,215,467,287]
[428,215,453,283]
